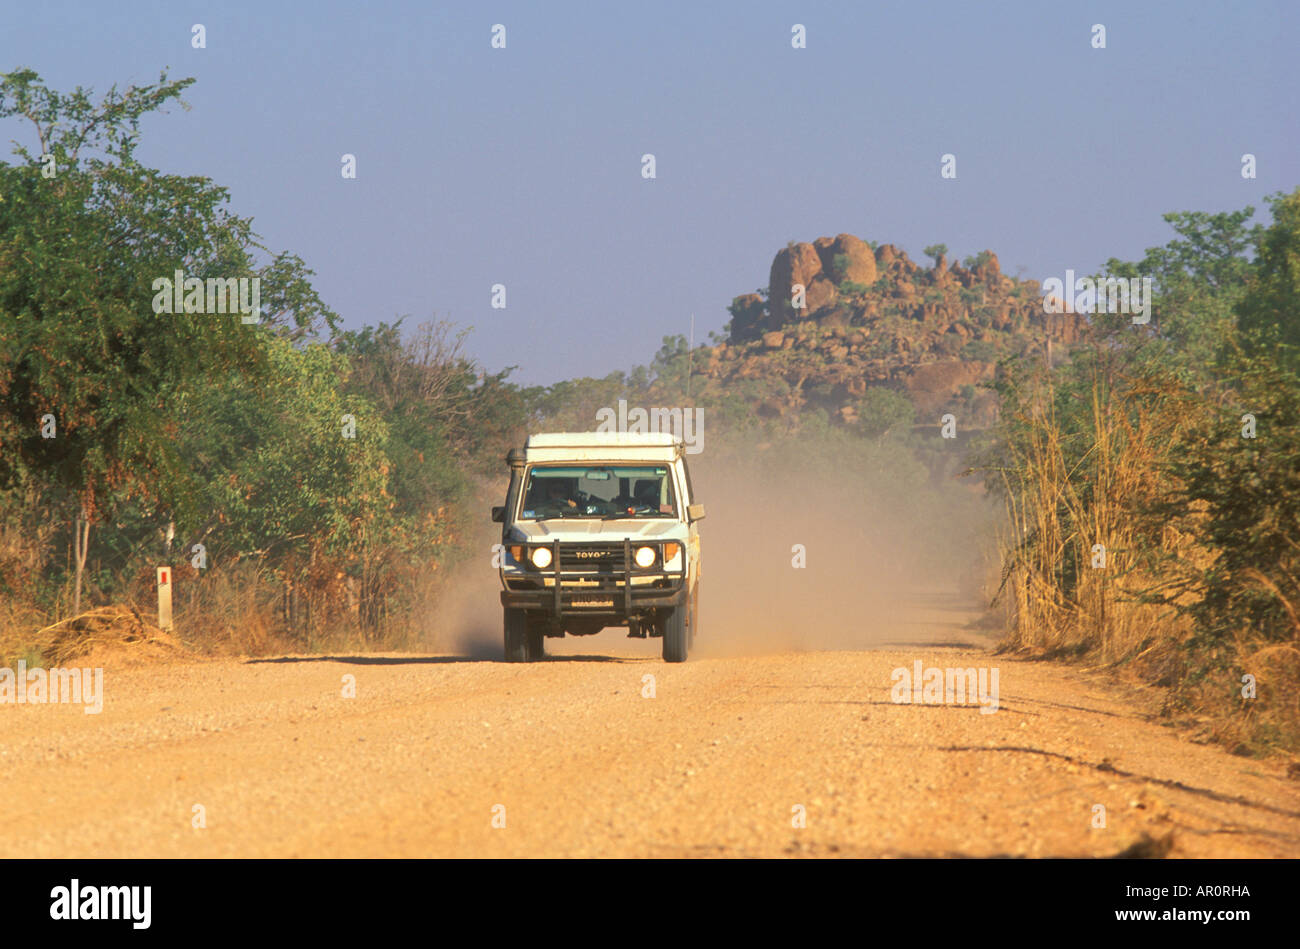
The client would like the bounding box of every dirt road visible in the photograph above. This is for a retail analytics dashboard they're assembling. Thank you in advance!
[3,599,1298,858]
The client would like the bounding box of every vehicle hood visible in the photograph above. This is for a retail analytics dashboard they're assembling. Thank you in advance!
[507,518,687,544]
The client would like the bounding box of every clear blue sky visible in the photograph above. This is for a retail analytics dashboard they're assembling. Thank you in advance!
[3,0,1297,384]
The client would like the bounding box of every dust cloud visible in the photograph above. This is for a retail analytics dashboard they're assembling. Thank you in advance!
[424,440,999,658]
[688,438,998,657]
[423,482,511,658]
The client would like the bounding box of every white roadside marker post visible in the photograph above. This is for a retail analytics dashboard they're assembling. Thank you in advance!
[157,566,173,632]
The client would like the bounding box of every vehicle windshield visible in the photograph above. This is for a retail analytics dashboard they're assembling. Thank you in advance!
[519,465,677,519]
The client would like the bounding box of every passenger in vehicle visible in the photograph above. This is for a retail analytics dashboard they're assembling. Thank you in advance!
[633,480,660,507]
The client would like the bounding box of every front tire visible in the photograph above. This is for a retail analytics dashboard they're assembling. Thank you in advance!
[662,602,688,663]
[504,608,544,661]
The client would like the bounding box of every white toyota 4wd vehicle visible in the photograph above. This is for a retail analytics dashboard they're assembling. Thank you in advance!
[492,432,704,662]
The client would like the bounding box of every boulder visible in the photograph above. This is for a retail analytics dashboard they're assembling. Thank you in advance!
[1045,311,1087,344]
[931,262,956,291]
[769,242,825,324]
[900,360,995,416]
[818,233,878,286]
[804,274,839,314]
[973,250,1001,283]
[819,307,851,331]
[812,236,836,271]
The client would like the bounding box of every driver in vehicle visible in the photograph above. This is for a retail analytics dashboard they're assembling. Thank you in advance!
[544,479,579,510]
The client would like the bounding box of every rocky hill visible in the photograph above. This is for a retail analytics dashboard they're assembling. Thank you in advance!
[691,235,1087,429]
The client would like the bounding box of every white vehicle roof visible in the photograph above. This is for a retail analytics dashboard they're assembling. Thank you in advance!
[527,432,678,448]
[523,431,681,463]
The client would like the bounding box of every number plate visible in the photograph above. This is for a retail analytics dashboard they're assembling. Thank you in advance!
[571,595,615,608]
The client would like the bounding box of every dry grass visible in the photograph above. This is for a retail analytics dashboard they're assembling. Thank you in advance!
[2,605,182,667]
[167,561,292,656]
[994,358,1194,661]
[0,600,52,667]
[990,355,1300,756]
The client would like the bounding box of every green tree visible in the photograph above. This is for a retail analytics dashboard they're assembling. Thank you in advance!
[1103,204,1262,369]
[0,68,334,614]
[1154,192,1300,662]
[1236,190,1300,368]
[854,387,915,442]
[649,334,692,399]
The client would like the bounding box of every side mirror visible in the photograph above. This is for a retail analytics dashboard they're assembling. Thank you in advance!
[491,506,505,523]
[687,503,706,522]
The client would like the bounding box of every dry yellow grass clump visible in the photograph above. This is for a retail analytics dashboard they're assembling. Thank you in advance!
[13,605,184,667]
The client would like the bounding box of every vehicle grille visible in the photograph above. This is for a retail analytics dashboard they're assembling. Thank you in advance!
[558,543,627,573]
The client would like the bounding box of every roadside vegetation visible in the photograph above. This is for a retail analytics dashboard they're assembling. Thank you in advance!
[0,70,528,655]
[975,194,1300,756]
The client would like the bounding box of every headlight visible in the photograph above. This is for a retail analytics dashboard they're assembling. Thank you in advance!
[634,546,656,568]
[531,546,553,569]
